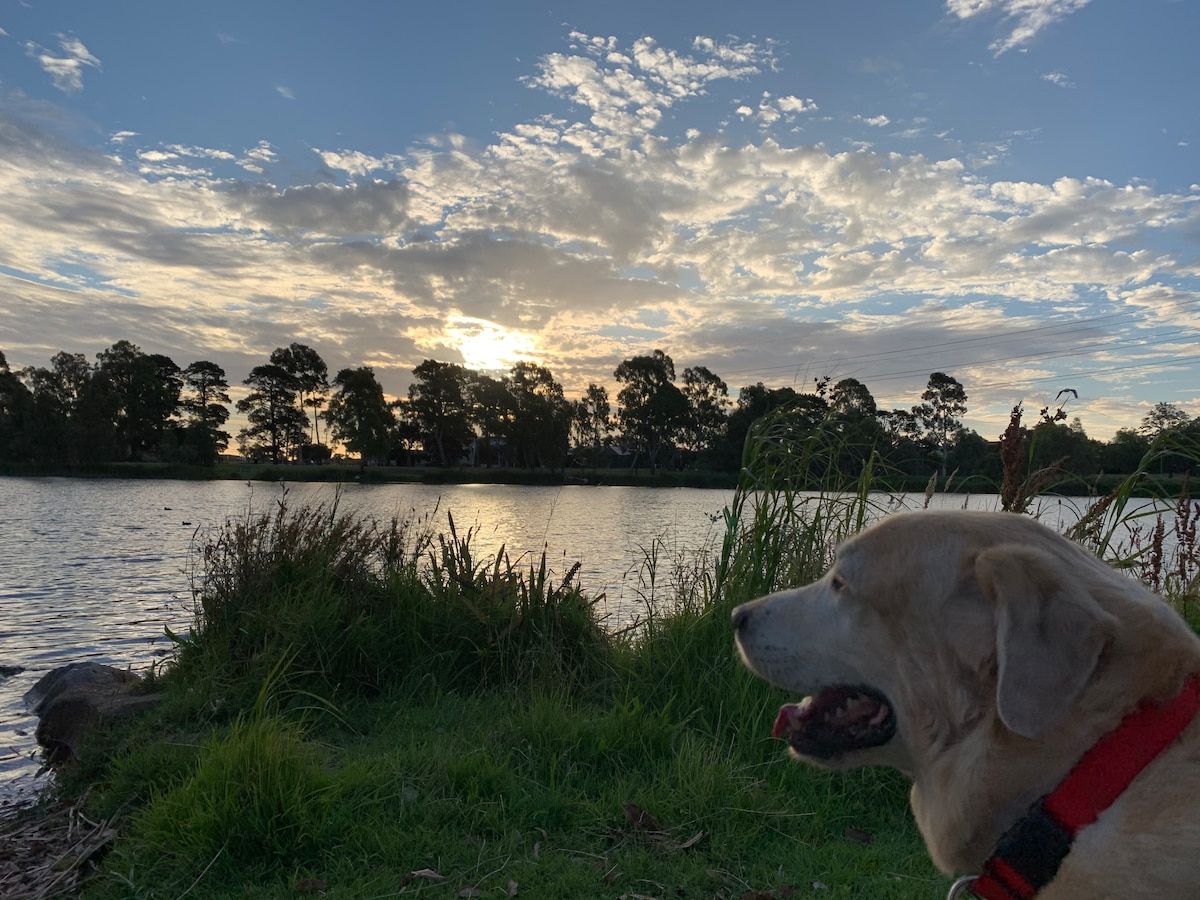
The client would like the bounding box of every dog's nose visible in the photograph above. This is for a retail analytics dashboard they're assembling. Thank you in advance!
[731,603,751,631]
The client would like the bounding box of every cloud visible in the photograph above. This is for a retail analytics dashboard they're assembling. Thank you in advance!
[237,140,277,175]
[1,30,1197,442]
[854,114,891,127]
[315,148,389,178]
[525,31,777,137]
[276,85,295,101]
[24,34,102,93]
[947,0,1094,55]
[1041,70,1074,88]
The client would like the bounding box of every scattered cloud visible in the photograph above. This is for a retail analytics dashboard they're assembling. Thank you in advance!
[947,0,1094,55]
[237,140,277,175]
[276,84,295,101]
[1042,70,1074,88]
[24,33,101,93]
[315,148,389,178]
[526,31,777,137]
[0,30,1196,440]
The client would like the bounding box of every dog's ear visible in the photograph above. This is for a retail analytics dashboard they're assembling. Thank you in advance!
[975,543,1117,739]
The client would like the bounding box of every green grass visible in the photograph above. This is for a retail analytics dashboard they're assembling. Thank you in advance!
[54,415,1200,899]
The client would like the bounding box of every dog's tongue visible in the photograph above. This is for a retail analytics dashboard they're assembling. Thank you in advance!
[772,701,811,739]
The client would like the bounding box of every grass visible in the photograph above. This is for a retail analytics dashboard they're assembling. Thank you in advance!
[30,412,1200,899]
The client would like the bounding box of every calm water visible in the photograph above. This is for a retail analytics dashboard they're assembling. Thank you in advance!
[0,476,1164,810]
[0,476,743,808]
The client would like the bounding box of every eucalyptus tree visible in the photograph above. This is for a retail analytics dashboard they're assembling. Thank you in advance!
[825,377,886,474]
[913,372,967,476]
[407,359,474,467]
[614,350,688,474]
[180,361,231,464]
[95,341,182,460]
[504,361,571,470]
[236,364,308,463]
[1139,402,1190,439]
[679,365,729,455]
[571,383,611,467]
[325,367,395,470]
[22,351,117,464]
[270,343,329,447]
[468,373,515,468]
[0,351,33,462]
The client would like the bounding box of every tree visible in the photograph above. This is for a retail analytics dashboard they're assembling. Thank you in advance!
[325,367,394,470]
[407,359,474,467]
[468,374,515,468]
[1139,402,1189,439]
[614,350,688,474]
[179,361,231,465]
[22,351,118,465]
[95,341,182,461]
[829,377,877,419]
[1028,419,1101,475]
[914,372,967,475]
[504,362,572,470]
[270,343,329,449]
[236,364,308,463]
[571,383,611,468]
[680,366,730,456]
[1103,428,1151,474]
[828,377,883,475]
[0,351,33,462]
[711,382,803,472]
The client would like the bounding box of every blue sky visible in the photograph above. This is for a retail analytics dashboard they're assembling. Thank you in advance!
[1,0,1198,440]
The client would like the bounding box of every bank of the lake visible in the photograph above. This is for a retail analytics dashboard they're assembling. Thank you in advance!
[2,459,1191,497]
[6,492,949,900]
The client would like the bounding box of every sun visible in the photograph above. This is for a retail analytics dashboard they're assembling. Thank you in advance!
[449,316,538,373]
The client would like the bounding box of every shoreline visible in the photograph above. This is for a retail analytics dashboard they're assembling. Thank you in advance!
[1,461,1189,497]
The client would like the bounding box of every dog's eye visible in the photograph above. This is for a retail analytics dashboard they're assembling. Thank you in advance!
[830,573,847,592]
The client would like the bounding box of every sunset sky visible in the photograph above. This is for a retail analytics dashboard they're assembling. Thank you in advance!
[1,0,1197,440]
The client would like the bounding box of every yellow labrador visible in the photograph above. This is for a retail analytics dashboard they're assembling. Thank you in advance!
[732,510,1200,900]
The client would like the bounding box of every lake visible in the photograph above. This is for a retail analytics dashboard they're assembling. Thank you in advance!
[0,476,1167,810]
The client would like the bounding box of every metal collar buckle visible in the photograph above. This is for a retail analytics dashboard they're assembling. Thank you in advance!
[946,875,977,899]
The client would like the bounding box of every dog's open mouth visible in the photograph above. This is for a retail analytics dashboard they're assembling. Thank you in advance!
[772,684,896,760]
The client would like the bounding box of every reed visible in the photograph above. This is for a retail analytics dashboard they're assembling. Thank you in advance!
[53,417,1200,899]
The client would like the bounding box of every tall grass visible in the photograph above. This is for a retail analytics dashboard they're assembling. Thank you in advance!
[171,490,615,720]
[62,413,1200,899]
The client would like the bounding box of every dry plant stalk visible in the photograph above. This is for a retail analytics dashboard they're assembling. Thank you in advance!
[0,792,116,899]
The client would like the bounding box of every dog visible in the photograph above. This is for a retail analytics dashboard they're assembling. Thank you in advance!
[732,509,1200,899]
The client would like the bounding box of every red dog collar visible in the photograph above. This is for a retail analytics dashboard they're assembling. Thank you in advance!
[960,675,1200,900]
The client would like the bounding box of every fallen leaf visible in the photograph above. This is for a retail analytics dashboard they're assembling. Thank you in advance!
[507,879,519,897]
[294,879,327,894]
[457,889,482,898]
[622,802,662,832]
[812,881,829,890]
[411,868,445,881]
[674,831,706,851]
[533,841,542,861]
[602,869,621,885]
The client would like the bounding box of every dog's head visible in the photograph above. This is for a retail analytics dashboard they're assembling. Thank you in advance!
[729,510,1156,775]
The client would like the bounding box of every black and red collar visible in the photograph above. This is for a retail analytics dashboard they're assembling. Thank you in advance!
[958,675,1200,900]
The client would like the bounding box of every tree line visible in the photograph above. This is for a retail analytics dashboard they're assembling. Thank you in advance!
[1,342,1195,477]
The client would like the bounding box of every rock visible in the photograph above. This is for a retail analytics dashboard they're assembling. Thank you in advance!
[25,662,162,762]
